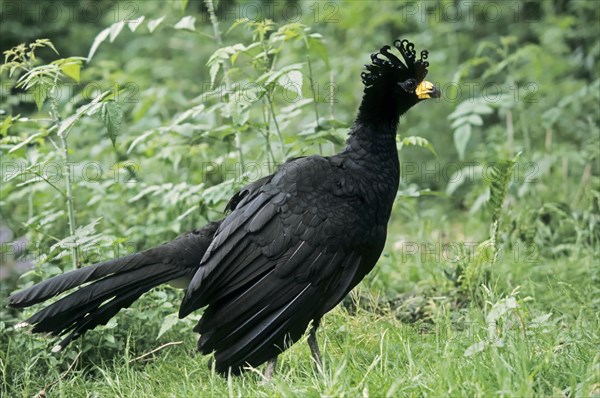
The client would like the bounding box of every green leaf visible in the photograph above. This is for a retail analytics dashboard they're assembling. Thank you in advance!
[100,101,123,146]
[469,189,490,215]
[8,131,45,153]
[127,129,156,154]
[148,16,166,33]
[471,102,494,115]
[260,63,304,86]
[180,0,189,11]
[56,91,110,139]
[104,334,115,345]
[174,16,196,31]
[209,62,220,88]
[87,27,111,62]
[530,313,553,328]
[127,16,145,32]
[486,156,518,223]
[454,123,472,160]
[0,115,13,137]
[171,104,206,126]
[450,116,470,130]
[542,107,561,129]
[60,62,81,82]
[157,314,179,338]
[448,101,475,120]
[464,341,487,357]
[109,21,125,42]
[43,40,59,55]
[467,114,484,126]
[226,18,251,35]
[32,83,49,111]
[399,136,438,157]
[307,34,329,67]
[207,43,247,66]
[448,100,493,120]
[486,297,518,324]
[57,113,79,138]
[227,101,249,126]
[277,70,303,98]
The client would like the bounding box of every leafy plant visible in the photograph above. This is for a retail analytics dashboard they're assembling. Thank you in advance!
[448,155,518,302]
[448,99,493,161]
[2,40,124,269]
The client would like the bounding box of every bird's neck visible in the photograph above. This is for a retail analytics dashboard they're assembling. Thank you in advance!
[355,85,406,127]
[344,121,399,168]
[339,84,422,188]
[344,86,409,165]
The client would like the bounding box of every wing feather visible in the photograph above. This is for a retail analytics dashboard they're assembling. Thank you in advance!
[179,156,385,373]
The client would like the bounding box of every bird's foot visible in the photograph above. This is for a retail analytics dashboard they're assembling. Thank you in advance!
[308,327,323,373]
[261,357,277,384]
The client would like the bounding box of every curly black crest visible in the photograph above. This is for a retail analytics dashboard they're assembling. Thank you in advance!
[361,39,429,87]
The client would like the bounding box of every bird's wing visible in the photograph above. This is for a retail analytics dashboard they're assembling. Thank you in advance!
[179,156,384,373]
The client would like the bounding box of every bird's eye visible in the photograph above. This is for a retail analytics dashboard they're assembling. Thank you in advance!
[402,79,418,92]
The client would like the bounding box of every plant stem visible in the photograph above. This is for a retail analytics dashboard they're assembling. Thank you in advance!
[305,53,323,155]
[204,0,245,177]
[261,106,277,165]
[329,70,335,120]
[306,54,320,126]
[329,70,336,154]
[50,91,79,269]
[30,170,67,198]
[506,109,513,157]
[265,93,285,158]
[259,29,278,163]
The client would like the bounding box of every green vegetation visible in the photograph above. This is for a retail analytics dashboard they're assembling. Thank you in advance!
[1,1,598,397]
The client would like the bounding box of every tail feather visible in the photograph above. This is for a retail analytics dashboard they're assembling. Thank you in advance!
[9,254,149,308]
[27,264,179,334]
[51,284,155,351]
[8,222,220,349]
[26,264,176,327]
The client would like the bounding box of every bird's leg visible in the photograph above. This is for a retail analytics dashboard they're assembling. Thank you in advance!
[308,324,322,371]
[262,357,277,383]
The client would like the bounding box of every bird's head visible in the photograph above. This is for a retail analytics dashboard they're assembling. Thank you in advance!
[359,39,440,122]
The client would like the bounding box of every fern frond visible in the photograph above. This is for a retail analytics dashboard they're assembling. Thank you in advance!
[486,154,519,263]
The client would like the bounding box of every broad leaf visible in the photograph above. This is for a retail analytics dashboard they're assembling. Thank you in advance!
[147,16,166,33]
[157,314,179,338]
[109,21,125,42]
[32,83,49,111]
[127,16,145,32]
[454,123,472,160]
[277,70,303,99]
[307,34,329,67]
[87,27,111,62]
[174,16,196,31]
[100,101,123,146]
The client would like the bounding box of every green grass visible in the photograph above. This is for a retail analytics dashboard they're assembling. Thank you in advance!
[2,243,598,397]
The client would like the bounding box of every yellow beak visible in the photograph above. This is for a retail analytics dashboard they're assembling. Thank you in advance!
[416,81,441,99]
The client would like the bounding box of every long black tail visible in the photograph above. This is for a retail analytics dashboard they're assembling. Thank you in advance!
[8,221,220,351]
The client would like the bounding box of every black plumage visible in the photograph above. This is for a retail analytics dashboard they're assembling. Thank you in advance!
[10,222,220,352]
[8,39,440,374]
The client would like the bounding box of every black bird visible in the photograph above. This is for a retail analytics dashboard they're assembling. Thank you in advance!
[8,39,440,375]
